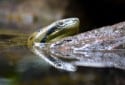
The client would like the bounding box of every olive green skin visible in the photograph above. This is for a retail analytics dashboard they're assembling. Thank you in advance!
[27,18,79,48]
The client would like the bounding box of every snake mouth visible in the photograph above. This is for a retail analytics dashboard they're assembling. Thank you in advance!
[27,32,38,48]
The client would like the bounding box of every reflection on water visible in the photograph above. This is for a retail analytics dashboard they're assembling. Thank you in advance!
[0,32,125,85]
[0,1,125,85]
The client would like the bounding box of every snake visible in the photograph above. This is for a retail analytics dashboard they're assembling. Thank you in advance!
[27,18,125,72]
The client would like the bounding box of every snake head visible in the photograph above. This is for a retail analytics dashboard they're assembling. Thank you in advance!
[27,18,79,48]
[27,18,79,71]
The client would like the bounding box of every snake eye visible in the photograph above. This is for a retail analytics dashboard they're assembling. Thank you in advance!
[58,22,64,26]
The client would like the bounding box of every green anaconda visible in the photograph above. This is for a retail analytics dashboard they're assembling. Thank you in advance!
[1,18,125,72]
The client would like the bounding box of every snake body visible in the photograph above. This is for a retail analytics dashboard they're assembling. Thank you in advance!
[28,18,125,71]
